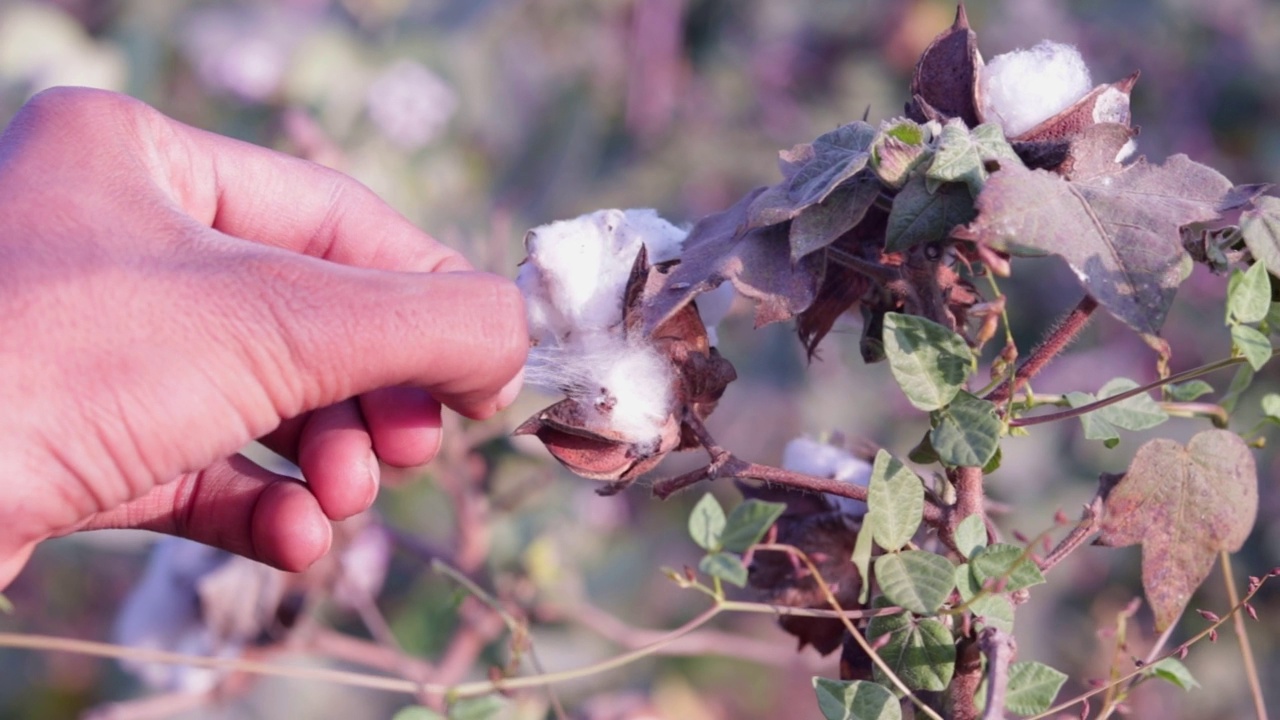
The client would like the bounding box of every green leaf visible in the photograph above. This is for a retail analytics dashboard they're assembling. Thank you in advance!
[908,433,939,465]
[0,593,12,614]
[1098,430,1258,630]
[852,521,876,605]
[970,543,1046,592]
[1240,195,1280,279]
[882,312,974,411]
[813,677,902,720]
[925,121,1020,197]
[449,696,508,720]
[866,613,956,691]
[699,551,749,588]
[930,391,1002,467]
[1262,393,1280,421]
[1165,379,1214,402]
[721,499,786,553]
[968,593,1015,634]
[885,175,977,251]
[875,550,955,615]
[1228,261,1272,325]
[1065,377,1169,445]
[689,493,726,551]
[1232,324,1272,371]
[1003,661,1068,716]
[954,515,988,560]
[393,707,447,720]
[790,174,881,261]
[1143,657,1201,691]
[1221,363,1256,414]
[867,450,925,552]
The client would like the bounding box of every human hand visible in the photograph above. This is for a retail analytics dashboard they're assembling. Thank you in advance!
[0,88,527,588]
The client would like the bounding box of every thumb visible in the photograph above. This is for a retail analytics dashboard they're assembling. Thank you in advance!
[212,244,528,422]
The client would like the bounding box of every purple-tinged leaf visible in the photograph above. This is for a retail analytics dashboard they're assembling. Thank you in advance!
[1097,430,1258,630]
[886,175,977,252]
[964,155,1235,336]
[790,172,881,261]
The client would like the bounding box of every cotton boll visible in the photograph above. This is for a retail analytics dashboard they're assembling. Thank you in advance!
[782,437,872,517]
[980,41,1092,138]
[525,335,674,445]
[611,208,688,264]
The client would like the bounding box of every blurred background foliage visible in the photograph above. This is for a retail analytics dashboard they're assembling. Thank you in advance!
[1,0,1279,718]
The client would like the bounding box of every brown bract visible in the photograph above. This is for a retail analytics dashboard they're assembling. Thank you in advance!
[906,3,983,128]
[516,247,737,492]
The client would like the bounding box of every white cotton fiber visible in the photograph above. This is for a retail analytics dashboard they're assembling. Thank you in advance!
[979,40,1093,138]
[518,208,689,345]
[525,335,673,445]
[781,436,872,517]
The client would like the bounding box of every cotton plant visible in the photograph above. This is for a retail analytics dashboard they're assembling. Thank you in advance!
[514,208,737,492]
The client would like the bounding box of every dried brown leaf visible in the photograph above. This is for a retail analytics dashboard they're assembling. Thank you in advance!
[1097,430,1258,630]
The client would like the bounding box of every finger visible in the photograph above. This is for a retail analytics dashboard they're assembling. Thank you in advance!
[80,455,332,572]
[296,399,380,520]
[359,387,444,468]
[219,255,528,421]
[5,88,472,274]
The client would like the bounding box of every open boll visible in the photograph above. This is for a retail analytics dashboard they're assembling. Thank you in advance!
[514,208,737,489]
[980,40,1093,138]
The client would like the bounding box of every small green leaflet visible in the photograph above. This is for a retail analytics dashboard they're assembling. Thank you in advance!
[1142,657,1200,691]
[930,391,1002,467]
[866,450,924,552]
[852,521,876,605]
[925,121,1021,197]
[699,552,749,588]
[1164,379,1214,403]
[875,550,955,615]
[970,543,1045,593]
[1221,363,1256,414]
[1002,661,1068,715]
[1240,195,1280,279]
[1231,324,1272,371]
[449,696,508,720]
[954,514,988,560]
[0,593,12,614]
[721,499,786,553]
[866,613,956,692]
[1065,377,1169,448]
[813,677,901,720]
[689,493,726,551]
[392,707,447,720]
[1262,393,1280,422]
[882,312,974,411]
[1227,262,1271,325]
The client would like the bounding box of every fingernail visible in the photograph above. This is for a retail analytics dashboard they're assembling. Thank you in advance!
[496,368,525,410]
[363,450,381,507]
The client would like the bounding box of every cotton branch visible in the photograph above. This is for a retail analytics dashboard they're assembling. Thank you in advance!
[651,419,946,526]
[979,628,1018,720]
[987,294,1098,407]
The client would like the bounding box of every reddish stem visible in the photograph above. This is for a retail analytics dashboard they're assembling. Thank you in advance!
[986,294,1098,407]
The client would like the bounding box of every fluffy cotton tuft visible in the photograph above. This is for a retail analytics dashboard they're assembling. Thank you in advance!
[781,437,872,517]
[517,208,688,346]
[525,336,673,445]
[979,40,1092,138]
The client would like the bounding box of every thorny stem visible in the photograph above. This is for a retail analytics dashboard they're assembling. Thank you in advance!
[979,628,1018,720]
[1025,572,1277,720]
[1221,552,1268,720]
[1038,493,1105,573]
[1010,349,1280,428]
[986,294,1098,409]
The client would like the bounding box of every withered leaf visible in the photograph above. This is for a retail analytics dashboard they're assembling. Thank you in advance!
[963,155,1237,337]
[748,510,863,655]
[906,3,983,128]
[796,207,888,357]
[1097,430,1258,630]
[783,122,878,208]
[645,189,823,332]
